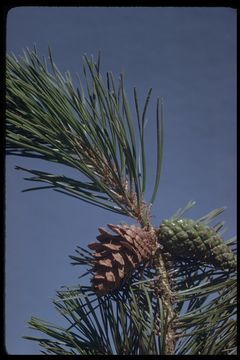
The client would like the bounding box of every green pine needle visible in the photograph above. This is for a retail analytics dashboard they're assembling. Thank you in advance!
[6,47,164,225]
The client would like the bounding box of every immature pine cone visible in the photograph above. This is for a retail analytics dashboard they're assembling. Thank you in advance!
[158,219,236,271]
[88,224,158,296]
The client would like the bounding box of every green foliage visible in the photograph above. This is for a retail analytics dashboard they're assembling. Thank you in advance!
[6,48,236,355]
[23,206,236,355]
[6,47,163,223]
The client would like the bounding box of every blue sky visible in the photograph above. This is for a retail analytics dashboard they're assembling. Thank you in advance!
[6,7,236,354]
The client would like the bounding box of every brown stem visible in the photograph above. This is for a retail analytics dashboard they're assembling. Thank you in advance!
[154,251,176,355]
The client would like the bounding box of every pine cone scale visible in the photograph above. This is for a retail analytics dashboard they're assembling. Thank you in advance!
[112,252,125,265]
[102,243,121,251]
[98,259,113,267]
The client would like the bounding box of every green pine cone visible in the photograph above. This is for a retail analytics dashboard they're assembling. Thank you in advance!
[157,219,236,271]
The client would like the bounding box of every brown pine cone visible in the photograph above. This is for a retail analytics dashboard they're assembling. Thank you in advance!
[88,224,158,296]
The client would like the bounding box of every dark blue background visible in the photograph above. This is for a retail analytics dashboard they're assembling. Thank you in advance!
[6,7,236,354]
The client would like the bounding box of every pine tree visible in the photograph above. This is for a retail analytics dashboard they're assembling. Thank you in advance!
[6,47,237,355]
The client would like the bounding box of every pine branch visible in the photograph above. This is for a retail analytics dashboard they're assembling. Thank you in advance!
[6,47,164,225]
[22,206,235,355]
[23,231,236,355]
[7,47,236,355]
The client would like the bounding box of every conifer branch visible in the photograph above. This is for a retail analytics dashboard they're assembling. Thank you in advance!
[6,48,163,226]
